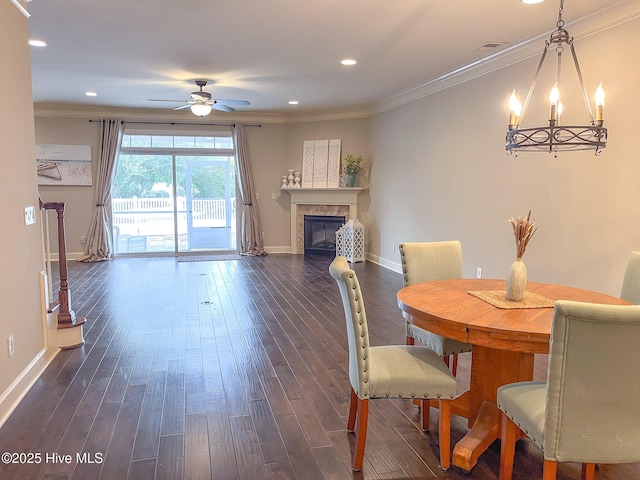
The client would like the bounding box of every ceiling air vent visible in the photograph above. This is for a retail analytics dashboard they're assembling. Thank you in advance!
[474,41,507,51]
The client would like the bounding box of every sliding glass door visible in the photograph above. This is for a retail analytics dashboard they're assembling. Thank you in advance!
[176,156,235,252]
[112,132,236,255]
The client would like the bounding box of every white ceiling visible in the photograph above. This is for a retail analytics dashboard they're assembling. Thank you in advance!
[26,0,640,117]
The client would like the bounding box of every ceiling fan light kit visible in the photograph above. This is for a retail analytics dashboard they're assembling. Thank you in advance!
[190,103,213,117]
[505,0,607,156]
[148,80,250,117]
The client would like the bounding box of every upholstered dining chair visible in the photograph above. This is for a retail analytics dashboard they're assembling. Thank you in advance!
[329,256,458,471]
[399,241,473,376]
[497,300,640,480]
[620,251,640,304]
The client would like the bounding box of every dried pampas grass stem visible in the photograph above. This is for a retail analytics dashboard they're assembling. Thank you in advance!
[509,210,538,258]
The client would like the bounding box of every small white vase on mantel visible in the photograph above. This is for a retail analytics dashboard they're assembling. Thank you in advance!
[506,257,527,301]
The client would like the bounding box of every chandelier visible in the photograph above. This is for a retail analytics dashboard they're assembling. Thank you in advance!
[506,0,607,156]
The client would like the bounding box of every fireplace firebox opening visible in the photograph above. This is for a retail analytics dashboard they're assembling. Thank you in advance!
[304,215,345,256]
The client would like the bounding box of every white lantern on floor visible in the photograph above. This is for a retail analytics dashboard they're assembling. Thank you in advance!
[335,225,345,258]
[342,218,365,263]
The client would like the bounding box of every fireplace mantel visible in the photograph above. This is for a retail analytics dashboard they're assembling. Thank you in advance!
[281,187,367,254]
[281,187,366,205]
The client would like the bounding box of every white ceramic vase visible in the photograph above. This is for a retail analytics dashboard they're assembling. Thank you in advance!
[506,257,527,301]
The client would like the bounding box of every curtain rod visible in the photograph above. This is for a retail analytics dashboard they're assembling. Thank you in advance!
[88,120,261,127]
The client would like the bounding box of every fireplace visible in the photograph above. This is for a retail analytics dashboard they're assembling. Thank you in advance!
[280,187,366,254]
[304,215,345,256]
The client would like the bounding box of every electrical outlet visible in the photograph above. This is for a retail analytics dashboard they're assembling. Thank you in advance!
[271,192,277,200]
[477,267,482,279]
[392,243,396,252]
[8,335,14,358]
[24,206,36,225]
[80,236,87,245]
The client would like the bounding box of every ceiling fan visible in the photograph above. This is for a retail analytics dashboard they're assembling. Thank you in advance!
[148,80,250,116]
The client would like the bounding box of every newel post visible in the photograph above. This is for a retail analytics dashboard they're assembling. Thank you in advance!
[41,200,85,330]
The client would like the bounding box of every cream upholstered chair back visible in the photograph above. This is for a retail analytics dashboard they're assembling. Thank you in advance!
[398,241,471,363]
[400,241,462,287]
[329,256,371,397]
[544,300,640,463]
[620,251,640,304]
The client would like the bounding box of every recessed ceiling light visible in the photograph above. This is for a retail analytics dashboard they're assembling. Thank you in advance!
[29,39,47,47]
[522,0,544,4]
[85,91,98,97]
[341,59,357,66]
[288,100,299,105]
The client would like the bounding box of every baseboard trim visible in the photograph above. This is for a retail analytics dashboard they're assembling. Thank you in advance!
[264,246,291,254]
[0,347,60,428]
[366,253,402,274]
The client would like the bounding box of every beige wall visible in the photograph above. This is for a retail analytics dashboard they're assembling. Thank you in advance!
[0,1,49,420]
[34,116,371,254]
[368,16,640,296]
[36,117,102,253]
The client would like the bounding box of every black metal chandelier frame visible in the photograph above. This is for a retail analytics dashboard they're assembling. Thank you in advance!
[506,0,607,156]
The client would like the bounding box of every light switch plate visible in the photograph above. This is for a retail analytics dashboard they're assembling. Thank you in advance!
[24,206,36,225]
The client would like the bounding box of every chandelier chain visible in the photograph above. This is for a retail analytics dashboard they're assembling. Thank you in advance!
[557,0,565,29]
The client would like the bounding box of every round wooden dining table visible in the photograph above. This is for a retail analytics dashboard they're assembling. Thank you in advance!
[396,278,629,472]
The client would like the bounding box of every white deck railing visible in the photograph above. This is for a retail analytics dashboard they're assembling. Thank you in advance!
[112,197,234,236]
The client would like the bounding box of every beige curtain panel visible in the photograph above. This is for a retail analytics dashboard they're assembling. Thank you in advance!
[78,118,123,262]
[234,124,266,256]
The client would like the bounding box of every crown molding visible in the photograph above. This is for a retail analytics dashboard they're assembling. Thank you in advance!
[281,109,370,124]
[33,103,373,125]
[33,104,287,124]
[10,0,30,18]
[369,0,640,116]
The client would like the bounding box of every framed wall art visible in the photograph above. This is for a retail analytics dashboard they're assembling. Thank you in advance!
[302,139,341,187]
[36,144,92,186]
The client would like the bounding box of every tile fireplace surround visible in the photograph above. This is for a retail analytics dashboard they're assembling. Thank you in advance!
[281,187,367,254]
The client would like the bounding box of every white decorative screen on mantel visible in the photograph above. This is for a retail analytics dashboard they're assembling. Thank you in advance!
[302,139,341,188]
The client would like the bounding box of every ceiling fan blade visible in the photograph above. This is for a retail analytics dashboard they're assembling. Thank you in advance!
[216,99,250,106]
[148,98,188,103]
[173,104,192,111]
[213,103,235,112]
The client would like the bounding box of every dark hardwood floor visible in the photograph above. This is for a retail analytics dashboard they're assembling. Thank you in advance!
[0,254,637,479]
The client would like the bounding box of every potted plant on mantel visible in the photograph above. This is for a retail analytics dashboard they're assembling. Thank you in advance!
[343,153,363,187]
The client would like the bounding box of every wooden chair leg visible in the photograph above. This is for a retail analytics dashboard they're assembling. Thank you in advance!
[451,353,459,377]
[582,463,596,480]
[352,397,369,471]
[543,459,558,480]
[499,414,519,480]
[420,399,430,431]
[347,387,358,432]
[438,399,451,470]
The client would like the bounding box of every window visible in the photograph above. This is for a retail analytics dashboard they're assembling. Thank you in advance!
[112,129,237,254]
